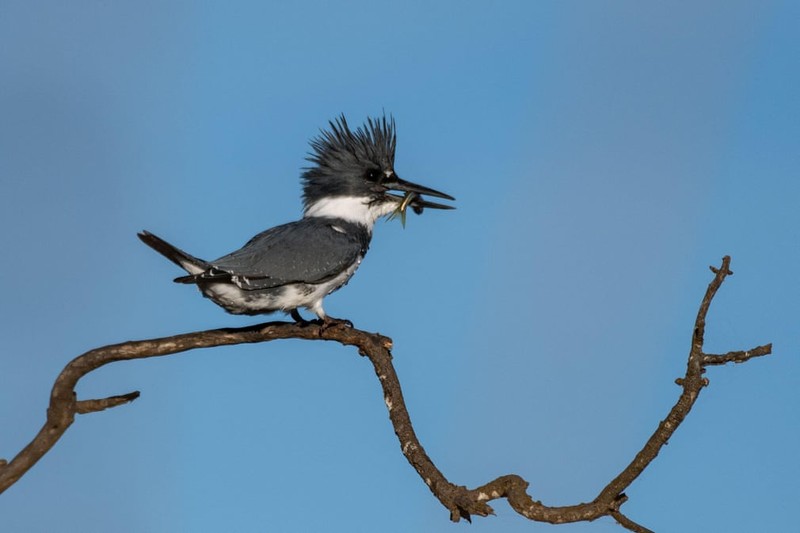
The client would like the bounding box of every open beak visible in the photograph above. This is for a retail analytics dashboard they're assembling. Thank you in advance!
[383,175,455,211]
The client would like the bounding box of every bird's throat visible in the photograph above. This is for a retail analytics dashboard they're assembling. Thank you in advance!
[303,196,396,230]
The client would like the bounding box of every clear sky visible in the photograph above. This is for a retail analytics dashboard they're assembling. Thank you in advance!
[1,2,798,532]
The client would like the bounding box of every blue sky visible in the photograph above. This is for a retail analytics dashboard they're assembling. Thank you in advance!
[1,2,798,532]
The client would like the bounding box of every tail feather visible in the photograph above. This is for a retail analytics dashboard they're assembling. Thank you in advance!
[137,231,208,276]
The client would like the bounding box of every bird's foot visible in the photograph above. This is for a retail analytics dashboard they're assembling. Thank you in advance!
[290,309,353,330]
[290,309,309,324]
[320,316,354,329]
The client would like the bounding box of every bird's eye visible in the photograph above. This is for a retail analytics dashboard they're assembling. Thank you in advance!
[365,169,382,182]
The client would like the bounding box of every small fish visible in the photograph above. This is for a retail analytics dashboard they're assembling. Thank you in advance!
[388,189,454,227]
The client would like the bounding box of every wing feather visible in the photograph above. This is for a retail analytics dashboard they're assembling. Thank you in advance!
[183,219,370,291]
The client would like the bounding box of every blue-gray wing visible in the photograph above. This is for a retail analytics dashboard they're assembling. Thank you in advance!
[180,219,370,290]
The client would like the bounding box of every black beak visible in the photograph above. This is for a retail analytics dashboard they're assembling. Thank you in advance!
[384,175,455,211]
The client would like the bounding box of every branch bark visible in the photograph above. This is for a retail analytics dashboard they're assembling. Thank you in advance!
[0,256,772,530]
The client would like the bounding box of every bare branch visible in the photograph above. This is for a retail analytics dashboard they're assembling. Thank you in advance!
[0,321,376,494]
[75,392,141,414]
[610,509,655,533]
[0,256,773,531]
[702,344,773,365]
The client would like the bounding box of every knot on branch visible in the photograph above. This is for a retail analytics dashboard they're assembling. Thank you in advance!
[708,255,733,276]
[448,484,495,523]
[610,492,628,512]
[443,474,533,523]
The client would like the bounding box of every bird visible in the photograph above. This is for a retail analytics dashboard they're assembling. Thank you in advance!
[138,115,454,325]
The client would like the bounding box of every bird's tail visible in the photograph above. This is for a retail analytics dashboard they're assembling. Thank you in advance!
[137,231,209,277]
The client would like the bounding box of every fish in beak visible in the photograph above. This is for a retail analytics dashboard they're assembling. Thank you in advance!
[382,174,454,225]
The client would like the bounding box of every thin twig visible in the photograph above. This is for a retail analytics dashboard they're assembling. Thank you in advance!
[702,344,772,365]
[75,392,141,414]
[610,509,655,533]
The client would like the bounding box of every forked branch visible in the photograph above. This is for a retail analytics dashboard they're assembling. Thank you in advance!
[0,256,772,531]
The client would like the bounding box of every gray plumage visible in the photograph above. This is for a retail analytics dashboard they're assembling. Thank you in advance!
[175,218,369,289]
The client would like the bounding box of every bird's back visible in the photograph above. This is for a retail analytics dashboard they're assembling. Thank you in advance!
[185,217,371,290]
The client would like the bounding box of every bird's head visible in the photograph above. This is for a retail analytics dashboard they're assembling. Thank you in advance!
[302,115,454,228]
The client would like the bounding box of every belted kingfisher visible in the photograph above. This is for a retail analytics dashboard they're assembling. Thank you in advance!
[138,115,454,324]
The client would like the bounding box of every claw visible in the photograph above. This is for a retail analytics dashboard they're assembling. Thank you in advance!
[321,316,354,329]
